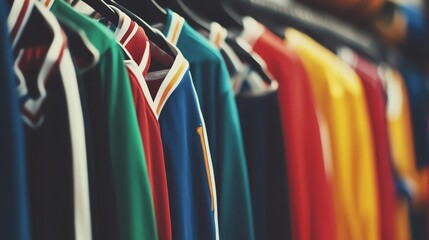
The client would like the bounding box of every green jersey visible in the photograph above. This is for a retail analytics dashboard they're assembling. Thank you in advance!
[42,1,158,239]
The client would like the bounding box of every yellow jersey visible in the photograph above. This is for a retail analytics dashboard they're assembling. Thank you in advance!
[285,28,380,240]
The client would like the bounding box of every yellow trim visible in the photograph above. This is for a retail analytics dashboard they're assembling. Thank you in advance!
[214,32,222,48]
[156,62,186,115]
[197,126,215,211]
[44,0,52,7]
[170,19,181,44]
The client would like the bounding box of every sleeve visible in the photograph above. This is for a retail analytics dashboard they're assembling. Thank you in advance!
[100,44,158,240]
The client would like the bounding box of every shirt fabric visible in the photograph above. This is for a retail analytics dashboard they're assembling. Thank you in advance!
[45,1,158,239]
[143,35,219,240]
[241,17,336,240]
[107,7,172,240]
[161,10,254,240]
[9,0,89,239]
[0,0,31,238]
[207,23,291,240]
[339,48,397,240]
[285,28,380,240]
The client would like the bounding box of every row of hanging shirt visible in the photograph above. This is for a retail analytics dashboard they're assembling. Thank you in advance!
[2,0,429,239]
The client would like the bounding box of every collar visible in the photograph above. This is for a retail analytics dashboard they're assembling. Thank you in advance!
[8,0,34,47]
[163,9,185,45]
[10,0,67,127]
[209,22,227,49]
[240,16,264,48]
[140,23,189,118]
[151,42,188,118]
[111,6,151,77]
[125,60,157,117]
[40,0,101,70]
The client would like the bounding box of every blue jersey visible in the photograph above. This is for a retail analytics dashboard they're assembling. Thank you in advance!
[145,33,218,240]
[0,0,30,239]
[162,10,254,240]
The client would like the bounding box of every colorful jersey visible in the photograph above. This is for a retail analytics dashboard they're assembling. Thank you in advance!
[142,31,218,240]
[162,11,254,240]
[236,73,292,240]
[8,0,89,239]
[0,0,31,238]
[241,17,336,240]
[399,60,429,169]
[105,7,171,240]
[339,48,397,240]
[207,23,291,239]
[385,68,418,240]
[285,28,379,240]
[398,60,429,240]
[44,1,158,239]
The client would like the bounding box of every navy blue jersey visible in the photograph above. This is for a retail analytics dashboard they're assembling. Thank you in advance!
[399,60,429,169]
[234,73,291,240]
[0,0,31,239]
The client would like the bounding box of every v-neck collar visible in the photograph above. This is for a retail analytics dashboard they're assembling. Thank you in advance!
[149,36,188,118]
[111,6,151,77]
[126,22,189,119]
[9,0,67,127]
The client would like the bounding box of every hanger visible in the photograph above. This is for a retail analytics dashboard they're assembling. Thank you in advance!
[156,0,210,31]
[234,0,387,63]
[225,36,273,84]
[81,0,119,26]
[114,0,166,25]
[159,0,273,84]
[106,0,176,57]
[182,0,243,30]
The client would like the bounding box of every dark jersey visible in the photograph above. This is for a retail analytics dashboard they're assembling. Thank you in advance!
[0,0,31,239]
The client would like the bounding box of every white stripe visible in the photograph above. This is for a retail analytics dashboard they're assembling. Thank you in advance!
[191,80,219,240]
[111,5,131,42]
[60,48,93,240]
[152,52,188,117]
[125,61,158,118]
[166,12,179,42]
[8,0,34,47]
[138,41,150,70]
[166,12,184,45]
[14,51,28,99]
[35,3,93,239]
[122,23,138,47]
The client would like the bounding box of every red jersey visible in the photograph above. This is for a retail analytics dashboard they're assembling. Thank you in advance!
[339,48,397,240]
[240,17,336,240]
[113,7,172,240]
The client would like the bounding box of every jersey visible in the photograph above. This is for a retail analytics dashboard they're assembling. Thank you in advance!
[161,10,254,240]
[0,0,31,238]
[8,0,89,238]
[398,59,429,240]
[142,31,218,240]
[44,1,158,240]
[236,73,292,240]
[399,60,429,169]
[385,68,418,240]
[240,17,336,240]
[285,28,379,240]
[207,23,291,239]
[99,6,172,240]
[339,48,397,240]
